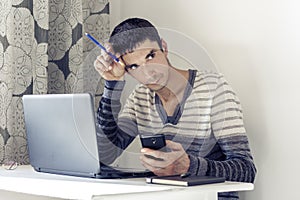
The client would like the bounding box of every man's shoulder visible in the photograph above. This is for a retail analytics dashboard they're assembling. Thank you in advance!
[193,70,224,84]
[195,70,223,79]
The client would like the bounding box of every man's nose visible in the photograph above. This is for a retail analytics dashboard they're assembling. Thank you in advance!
[142,63,156,77]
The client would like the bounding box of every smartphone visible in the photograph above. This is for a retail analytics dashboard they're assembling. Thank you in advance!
[140,134,166,150]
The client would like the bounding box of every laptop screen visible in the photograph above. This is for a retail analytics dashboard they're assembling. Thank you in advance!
[23,93,101,177]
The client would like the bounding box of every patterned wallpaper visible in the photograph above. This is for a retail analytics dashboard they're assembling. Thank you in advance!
[0,0,109,165]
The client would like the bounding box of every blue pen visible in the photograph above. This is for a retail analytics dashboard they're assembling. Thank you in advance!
[85,32,124,66]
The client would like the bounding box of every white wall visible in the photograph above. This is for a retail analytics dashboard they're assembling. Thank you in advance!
[110,1,300,199]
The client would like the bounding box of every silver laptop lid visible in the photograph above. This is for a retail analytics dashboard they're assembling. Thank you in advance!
[23,93,101,177]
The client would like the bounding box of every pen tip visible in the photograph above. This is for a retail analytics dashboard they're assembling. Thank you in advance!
[84,32,88,36]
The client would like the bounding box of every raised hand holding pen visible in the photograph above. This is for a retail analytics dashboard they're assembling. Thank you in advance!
[86,33,126,80]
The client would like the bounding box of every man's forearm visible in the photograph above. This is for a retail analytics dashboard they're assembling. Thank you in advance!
[96,80,135,164]
[188,135,256,183]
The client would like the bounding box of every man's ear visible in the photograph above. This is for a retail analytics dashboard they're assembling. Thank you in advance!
[161,38,168,56]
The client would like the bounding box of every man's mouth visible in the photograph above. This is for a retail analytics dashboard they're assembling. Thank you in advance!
[146,74,162,85]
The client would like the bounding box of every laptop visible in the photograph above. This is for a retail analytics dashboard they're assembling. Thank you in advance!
[22,93,153,179]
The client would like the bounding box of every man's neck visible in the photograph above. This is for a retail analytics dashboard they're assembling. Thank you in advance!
[156,68,189,103]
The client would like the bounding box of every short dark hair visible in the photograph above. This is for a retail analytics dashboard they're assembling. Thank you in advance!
[109,18,162,55]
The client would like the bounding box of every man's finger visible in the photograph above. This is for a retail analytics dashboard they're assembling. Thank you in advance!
[166,140,183,151]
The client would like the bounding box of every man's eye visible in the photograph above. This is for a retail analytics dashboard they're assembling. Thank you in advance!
[147,52,155,60]
[129,64,138,70]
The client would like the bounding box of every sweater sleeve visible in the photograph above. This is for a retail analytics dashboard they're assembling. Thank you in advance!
[96,80,139,165]
[188,74,256,183]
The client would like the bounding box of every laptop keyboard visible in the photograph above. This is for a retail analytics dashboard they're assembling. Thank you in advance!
[100,164,155,178]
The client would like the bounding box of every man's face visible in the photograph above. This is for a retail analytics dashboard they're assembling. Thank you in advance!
[121,39,170,91]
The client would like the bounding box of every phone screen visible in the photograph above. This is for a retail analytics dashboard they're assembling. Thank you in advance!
[140,134,166,150]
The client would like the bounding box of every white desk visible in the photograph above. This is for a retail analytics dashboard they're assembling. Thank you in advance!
[0,165,253,200]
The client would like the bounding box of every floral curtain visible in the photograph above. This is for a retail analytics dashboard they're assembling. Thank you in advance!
[0,0,109,165]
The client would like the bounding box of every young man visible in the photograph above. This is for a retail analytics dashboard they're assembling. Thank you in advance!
[94,18,256,199]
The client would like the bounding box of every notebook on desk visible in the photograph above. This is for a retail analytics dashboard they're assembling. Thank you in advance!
[22,93,153,179]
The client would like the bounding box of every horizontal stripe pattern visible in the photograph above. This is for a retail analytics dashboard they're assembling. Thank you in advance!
[97,70,256,200]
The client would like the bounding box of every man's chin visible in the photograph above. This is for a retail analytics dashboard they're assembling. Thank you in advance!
[146,84,165,92]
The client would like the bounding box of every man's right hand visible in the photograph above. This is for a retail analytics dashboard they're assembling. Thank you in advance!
[94,43,125,81]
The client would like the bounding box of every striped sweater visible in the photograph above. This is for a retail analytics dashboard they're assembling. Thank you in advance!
[97,70,256,200]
